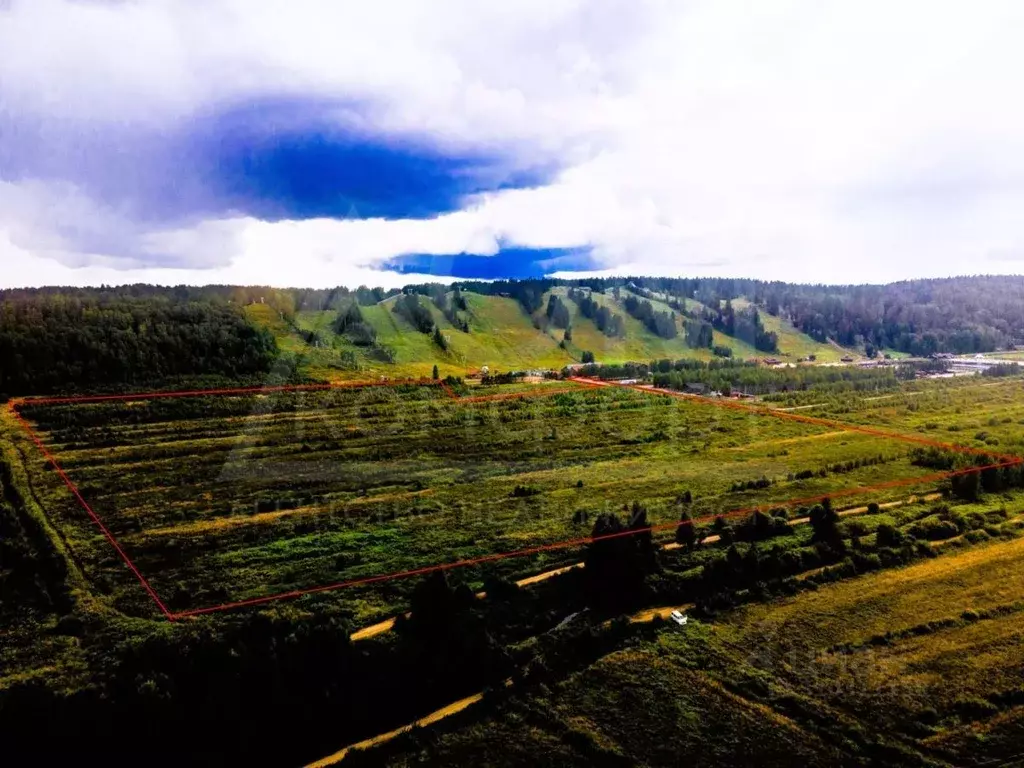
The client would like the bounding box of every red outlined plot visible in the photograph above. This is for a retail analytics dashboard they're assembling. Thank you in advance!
[9,377,1021,621]
[9,406,174,619]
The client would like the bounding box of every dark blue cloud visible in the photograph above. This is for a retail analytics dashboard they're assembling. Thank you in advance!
[0,95,556,228]
[381,246,598,279]
[196,97,555,220]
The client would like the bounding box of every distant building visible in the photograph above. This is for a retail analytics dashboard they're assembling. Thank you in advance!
[841,355,855,363]
[685,382,707,394]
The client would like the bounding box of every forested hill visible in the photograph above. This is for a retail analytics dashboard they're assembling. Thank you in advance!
[2,275,1022,396]
[463,275,1024,356]
[0,290,278,396]
[753,276,1024,355]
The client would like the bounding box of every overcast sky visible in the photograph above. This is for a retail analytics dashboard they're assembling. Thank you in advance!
[2,0,1024,289]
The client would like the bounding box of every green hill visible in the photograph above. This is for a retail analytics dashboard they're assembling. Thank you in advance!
[246,289,861,381]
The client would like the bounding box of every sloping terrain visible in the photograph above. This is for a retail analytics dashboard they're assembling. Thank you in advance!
[247,289,852,380]
[731,297,857,362]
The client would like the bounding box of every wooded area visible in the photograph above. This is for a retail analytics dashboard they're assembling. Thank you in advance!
[0,289,278,395]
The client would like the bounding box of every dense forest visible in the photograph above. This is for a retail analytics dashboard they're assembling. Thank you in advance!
[0,289,278,396]
[750,277,1024,355]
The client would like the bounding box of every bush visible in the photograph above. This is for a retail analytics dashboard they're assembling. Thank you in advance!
[907,518,960,541]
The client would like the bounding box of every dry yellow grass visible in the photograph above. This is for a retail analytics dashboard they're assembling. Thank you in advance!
[141,489,435,538]
[729,536,1024,651]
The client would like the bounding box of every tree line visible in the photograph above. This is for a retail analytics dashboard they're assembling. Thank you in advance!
[700,300,778,353]
[650,358,912,396]
[622,294,677,339]
[391,293,456,352]
[567,288,626,337]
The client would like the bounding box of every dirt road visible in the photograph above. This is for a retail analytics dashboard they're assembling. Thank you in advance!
[310,591,692,766]
[350,563,589,642]
[306,688,495,768]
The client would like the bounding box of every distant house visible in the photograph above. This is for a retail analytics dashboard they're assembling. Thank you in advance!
[685,382,707,394]
[614,378,640,385]
[841,355,855,363]
[762,357,781,366]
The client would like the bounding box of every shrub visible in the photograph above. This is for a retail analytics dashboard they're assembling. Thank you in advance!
[907,518,959,541]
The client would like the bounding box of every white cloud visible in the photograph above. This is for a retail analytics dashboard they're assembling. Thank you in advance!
[2,0,1024,287]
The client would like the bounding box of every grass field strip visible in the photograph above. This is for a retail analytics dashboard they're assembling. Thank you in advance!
[9,377,1022,620]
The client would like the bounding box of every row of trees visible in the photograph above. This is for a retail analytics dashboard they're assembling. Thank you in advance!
[622,295,677,339]
[567,288,626,337]
[331,302,377,346]
[391,293,457,352]
[427,285,469,332]
[702,300,778,353]
[544,294,571,329]
[650,358,911,395]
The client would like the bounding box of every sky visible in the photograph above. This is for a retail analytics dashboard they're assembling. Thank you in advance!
[2,0,1024,289]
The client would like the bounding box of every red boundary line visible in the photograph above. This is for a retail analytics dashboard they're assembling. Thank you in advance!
[9,378,1022,621]
[7,404,174,619]
[569,378,1022,463]
[170,458,1022,619]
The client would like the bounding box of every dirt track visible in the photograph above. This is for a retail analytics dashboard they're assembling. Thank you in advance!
[350,563,589,641]
[310,590,692,767]
[306,688,496,768]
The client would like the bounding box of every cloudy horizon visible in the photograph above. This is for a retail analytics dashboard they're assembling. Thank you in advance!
[2,0,1024,289]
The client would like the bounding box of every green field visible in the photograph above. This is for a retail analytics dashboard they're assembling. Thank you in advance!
[10,379,953,623]
[6,366,1024,767]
